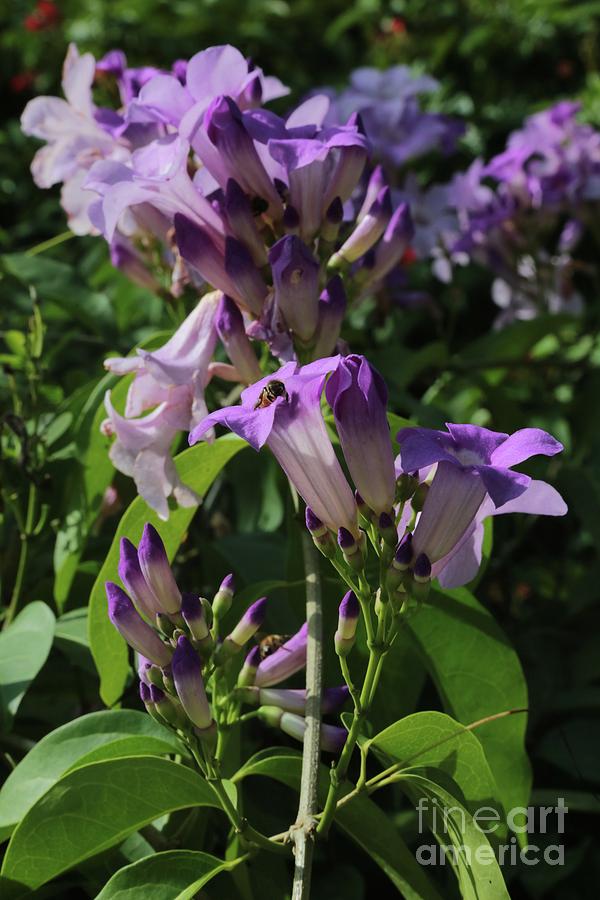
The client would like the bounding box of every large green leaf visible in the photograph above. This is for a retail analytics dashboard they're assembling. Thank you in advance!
[234,749,442,900]
[398,773,510,900]
[88,436,247,706]
[0,602,55,733]
[407,588,530,820]
[370,711,503,828]
[1,756,222,894]
[0,710,186,843]
[95,850,238,900]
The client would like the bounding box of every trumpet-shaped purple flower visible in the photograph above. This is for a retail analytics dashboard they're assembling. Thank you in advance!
[189,358,358,535]
[106,582,172,666]
[396,422,565,574]
[255,623,308,687]
[326,355,396,516]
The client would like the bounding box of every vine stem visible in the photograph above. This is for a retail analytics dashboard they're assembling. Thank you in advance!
[290,528,323,900]
[4,483,36,629]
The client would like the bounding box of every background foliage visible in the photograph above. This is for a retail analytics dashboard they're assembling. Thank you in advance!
[1,1,600,897]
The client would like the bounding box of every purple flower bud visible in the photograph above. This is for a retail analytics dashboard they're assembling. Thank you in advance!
[255,622,307,687]
[110,239,159,294]
[305,507,328,538]
[172,58,187,85]
[224,237,268,317]
[378,511,397,547]
[138,524,181,616]
[269,236,320,342]
[326,355,396,517]
[224,179,268,266]
[322,130,368,209]
[258,707,346,753]
[364,203,415,287]
[226,596,267,649]
[238,70,262,109]
[413,553,432,583]
[174,215,243,303]
[119,538,160,621]
[338,527,356,551]
[393,533,413,571]
[139,681,151,704]
[335,590,360,656]
[204,96,283,218]
[243,685,349,715]
[237,645,262,686]
[338,526,366,571]
[357,165,387,223]
[172,635,213,730]
[106,582,173,667]
[282,204,300,234]
[312,276,347,359]
[181,592,210,643]
[331,186,392,265]
[212,572,235,619]
[137,654,153,686]
[150,682,188,729]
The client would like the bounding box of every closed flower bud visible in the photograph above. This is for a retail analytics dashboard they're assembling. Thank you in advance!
[181,592,213,653]
[411,482,430,512]
[330,186,391,266]
[218,597,267,660]
[410,552,432,601]
[282,204,300,235]
[212,573,235,619]
[378,511,398,547]
[138,524,181,617]
[237,645,262,686]
[106,582,172,667]
[357,165,386,223]
[338,527,366,572]
[335,590,360,657]
[396,472,419,503]
[312,275,347,360]
[216,295,262,385]
[258,707,346,753]
[172,635,213,730]
[269,235,320,343]
[225,237,268,317]
[321,197,343,242]
[305,507,336,558]
[387,533,413,590]
[362,203,414,289]
[119,538,160,621]
[224,178,268,267]
[149,684,188,730]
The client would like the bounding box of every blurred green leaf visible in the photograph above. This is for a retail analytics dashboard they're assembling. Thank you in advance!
[0,602,55,733]
[95,850,235,900]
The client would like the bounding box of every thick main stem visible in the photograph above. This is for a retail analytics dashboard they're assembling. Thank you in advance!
[291,529,323,900]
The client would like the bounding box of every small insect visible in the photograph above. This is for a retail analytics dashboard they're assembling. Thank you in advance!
[256,633,292,661]
[254,380,289,410]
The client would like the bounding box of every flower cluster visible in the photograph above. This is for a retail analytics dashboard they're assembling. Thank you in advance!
[403,101,600,324]
[320,66,464,169]
[191,353,567,592]
[106,523,347,754]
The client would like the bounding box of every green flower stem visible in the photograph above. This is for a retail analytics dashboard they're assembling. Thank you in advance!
[3,482,37,629]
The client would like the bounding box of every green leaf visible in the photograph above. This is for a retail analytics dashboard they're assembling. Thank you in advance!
[408,588,530,821]
[88,436,247,706]
[234,749,442,900]
[95,850,237,900]
[0,602,55,733]
[1,756,222,893]
[370,711,504,832]
[398,773,510,900]
[0,710,185,842]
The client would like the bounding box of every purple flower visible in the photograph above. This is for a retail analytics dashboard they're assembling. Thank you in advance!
[216,295,262,385]
[396,423,564,570]
[255,622,308,687]
[435,479,567,588]
[258,706,346,753]
[240,685,349,715]
[138,523,182,616]
[106,582,172,666]
[223,597,267,652]
[269,236,320,342]
[326,355,396,515]
[172,635,213,730]
[190,358,358,535]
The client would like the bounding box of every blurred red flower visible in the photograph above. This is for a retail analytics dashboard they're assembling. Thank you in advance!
[24,0,61,32]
